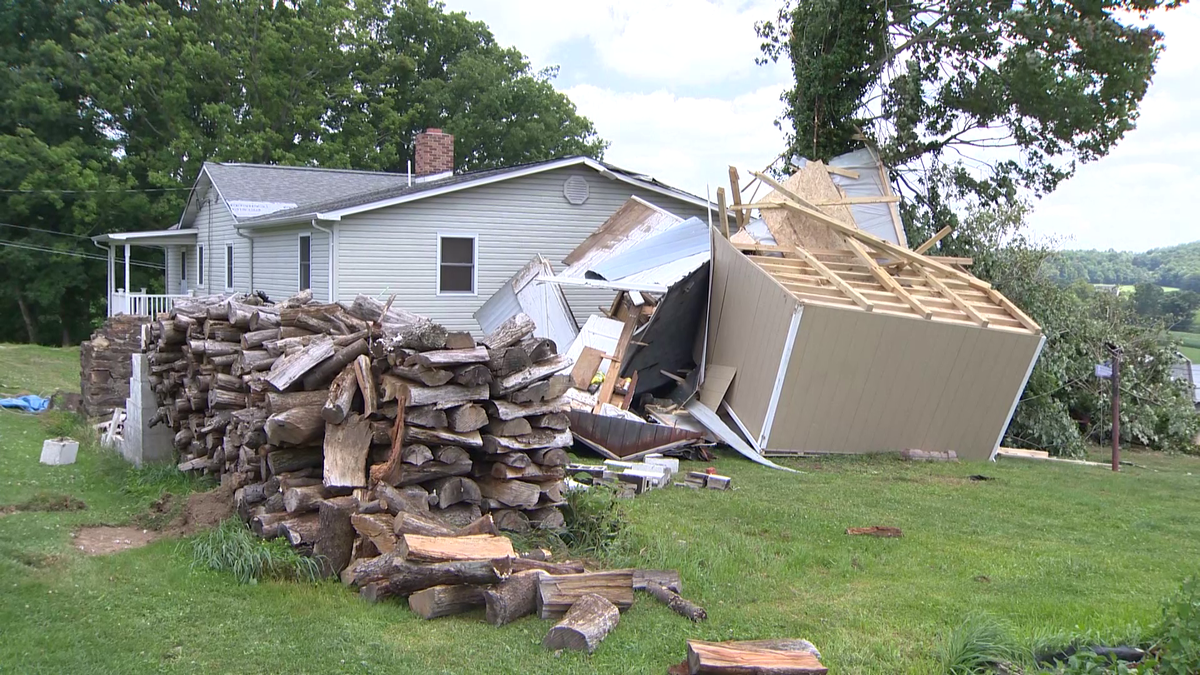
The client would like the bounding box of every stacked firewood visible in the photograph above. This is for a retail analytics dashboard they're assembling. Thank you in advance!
[143,291,573,552]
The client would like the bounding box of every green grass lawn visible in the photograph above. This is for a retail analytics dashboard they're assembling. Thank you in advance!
[3,345,1200,673]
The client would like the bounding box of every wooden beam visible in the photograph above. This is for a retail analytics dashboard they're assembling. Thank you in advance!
[842,236,932,319]
[728,166,746,231]
[715,187,731,238]
[916,266,988,327]
[914,225,953,254]
[791,247,873,312]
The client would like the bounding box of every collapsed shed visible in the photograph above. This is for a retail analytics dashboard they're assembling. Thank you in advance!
[707,162,1045,461]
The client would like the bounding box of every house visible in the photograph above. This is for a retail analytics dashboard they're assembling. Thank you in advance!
[93,129,711,332]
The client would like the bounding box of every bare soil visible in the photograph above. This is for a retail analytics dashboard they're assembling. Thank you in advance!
[73,526,158,555]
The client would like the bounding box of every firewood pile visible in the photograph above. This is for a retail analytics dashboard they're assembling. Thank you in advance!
[142,290,574,553]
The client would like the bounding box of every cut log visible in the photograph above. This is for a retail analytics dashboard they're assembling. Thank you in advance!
[394,511,456,537]
[405,426,483,449]
[406,406,448,429]
[427,476,481,508]
[484,570,546,626]
[481,313,535,350]
[265,406,325,446]
[266,446,323,474]
[451,363,492,387]
[266,337,335,391]
[301,338,369,390]
[323,414,373,488]
[402,444,434,466]
[483,396,570,421]
[542,593,620,653]
[537,570,634,619]
[416,346,490,368]
[391,365,454,387]
[322,365,360,424]
[685,640,827,674]
[484,417,532,437]
[492,355,571,396]
[447,404,488,433]
[375,483,431,514]
[315,496,357,578]
[408,584,486,620]
[267,390,329,414]
[284,484,330,514]
[645,580,706,622]
[396,533,515,563]
[352,354,378,416]
[342,554,511,597]
[351,512,400,554]
[381,378,489,408]
[478,477,541,509]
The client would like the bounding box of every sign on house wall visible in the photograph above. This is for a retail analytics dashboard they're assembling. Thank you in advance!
[227,201,298,218]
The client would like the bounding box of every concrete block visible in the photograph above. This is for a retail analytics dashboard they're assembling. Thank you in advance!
[40,438,79,466]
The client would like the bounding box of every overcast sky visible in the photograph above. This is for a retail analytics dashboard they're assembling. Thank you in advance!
[444,1,1198,252]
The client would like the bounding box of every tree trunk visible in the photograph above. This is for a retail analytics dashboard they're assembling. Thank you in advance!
[542,593,620,653]
[408,584,486,619]
[484,570,546,626]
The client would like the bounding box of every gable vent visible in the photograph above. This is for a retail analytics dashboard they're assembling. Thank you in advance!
[563,176,590,205]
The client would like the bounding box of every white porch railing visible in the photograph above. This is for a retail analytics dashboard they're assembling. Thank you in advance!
[110,289,195,318]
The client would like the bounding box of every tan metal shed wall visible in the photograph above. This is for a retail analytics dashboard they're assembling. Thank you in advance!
[766,304,1042,460]
[706,230,800,441]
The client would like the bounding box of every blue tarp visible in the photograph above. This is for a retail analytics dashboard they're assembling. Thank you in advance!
[0,395,50,413]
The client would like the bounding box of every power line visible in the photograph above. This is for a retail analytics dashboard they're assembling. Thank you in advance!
[0,240,165,269]
[0,222,95,239]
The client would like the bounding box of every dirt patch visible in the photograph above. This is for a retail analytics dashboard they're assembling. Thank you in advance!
[161,484,235,537]
[73,526,158,555]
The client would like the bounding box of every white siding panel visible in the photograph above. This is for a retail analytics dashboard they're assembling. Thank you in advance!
[250,226,329,303]
[335,165,709,333]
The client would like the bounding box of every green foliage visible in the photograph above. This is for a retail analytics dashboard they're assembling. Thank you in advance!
[0,0,605,345]
[189,518,321,585]
[558,482,627,559]
[1153,576,1200,674]
[757,0,1184,236]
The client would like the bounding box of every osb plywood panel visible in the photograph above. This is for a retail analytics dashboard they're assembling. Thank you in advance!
[762,160,854,252]
[765,304,1042,459]
[706,230,799,440]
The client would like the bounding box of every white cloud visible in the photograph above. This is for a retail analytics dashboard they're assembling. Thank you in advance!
[565,83,789,199]
[446,0,783,85]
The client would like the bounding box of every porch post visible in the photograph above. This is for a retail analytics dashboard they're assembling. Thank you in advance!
[107,244,115,317]
[124,243,131,298]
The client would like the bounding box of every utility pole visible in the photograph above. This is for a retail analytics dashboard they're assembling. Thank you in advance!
[1110,344,1121,472]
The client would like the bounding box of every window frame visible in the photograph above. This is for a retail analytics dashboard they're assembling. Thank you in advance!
[436,233,478,296]
[225,243,234,290]
[298,233,311,292]
[197,245,205,286]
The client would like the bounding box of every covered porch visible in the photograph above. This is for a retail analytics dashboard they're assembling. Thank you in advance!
[92,229,198,317]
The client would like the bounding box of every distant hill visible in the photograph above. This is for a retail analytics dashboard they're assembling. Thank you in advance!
[1042,241,1200,292]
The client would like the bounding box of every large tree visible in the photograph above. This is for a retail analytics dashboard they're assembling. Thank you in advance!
[1,0,605,344]
[757,0,1185,241]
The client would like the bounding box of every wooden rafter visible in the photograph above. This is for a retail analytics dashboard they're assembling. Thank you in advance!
[842,236,932,319]
[915,265,988,327]
[728,167,746,231]
[791,247,874,312]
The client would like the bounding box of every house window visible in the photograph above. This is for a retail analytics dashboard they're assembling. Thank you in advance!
[197,245,205,286]
[299,234,311,291]
[438,235,476,294]
[225,243,234,289]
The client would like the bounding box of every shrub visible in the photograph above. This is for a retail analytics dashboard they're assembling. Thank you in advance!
[189,518,321,584]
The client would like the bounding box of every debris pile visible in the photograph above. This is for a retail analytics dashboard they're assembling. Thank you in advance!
[142,291,573,554]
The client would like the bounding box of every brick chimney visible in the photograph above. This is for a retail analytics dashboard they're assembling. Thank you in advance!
[414,128,454,177]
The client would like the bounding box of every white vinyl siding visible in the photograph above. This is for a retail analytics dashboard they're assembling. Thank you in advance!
[250,226,328,303]
[437,234,477,295]
[335,165,709,333]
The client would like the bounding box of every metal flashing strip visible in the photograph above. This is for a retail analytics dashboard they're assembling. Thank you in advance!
[989,334,1047,461]
[758,305,803,450]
